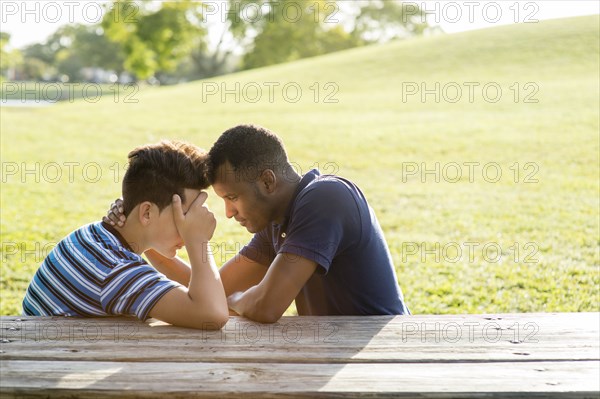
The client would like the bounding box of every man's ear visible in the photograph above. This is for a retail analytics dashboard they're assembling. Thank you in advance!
[260,169,277,193]
[137,202,154,226]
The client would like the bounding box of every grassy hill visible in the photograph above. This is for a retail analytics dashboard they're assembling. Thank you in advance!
[1,15,598,315]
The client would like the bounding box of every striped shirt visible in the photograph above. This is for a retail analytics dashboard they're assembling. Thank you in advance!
[22,222,181,320]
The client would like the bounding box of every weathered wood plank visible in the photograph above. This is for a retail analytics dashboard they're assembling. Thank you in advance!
[1,313,597,364]
[1,336,597,363]
[1,360,598,398]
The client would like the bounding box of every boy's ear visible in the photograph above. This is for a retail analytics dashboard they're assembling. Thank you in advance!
[137,202,154,226]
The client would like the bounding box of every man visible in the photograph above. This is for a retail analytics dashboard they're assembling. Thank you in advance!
[107,125,409,322]
[209,124,409,322]
[25,141,228,330]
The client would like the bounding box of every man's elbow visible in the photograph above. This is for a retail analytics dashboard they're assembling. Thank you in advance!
[251,300,284,324]
[231,288,284,323]
[255,312,281,324]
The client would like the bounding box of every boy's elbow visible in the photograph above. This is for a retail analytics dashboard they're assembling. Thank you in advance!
[196,307,229,330]
[184,315,227,330]
[210,312,230,330]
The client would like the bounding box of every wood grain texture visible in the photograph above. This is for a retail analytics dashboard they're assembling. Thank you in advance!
[1,360,599,398]
[0,313,598,398]
[1,313,598,363]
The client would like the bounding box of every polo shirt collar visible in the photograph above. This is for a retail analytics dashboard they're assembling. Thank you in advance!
[274,169,321,232]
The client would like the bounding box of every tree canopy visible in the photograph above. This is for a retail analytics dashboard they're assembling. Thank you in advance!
[2,0,432,82]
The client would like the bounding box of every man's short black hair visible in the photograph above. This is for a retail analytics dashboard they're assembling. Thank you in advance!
[207,124,289,183]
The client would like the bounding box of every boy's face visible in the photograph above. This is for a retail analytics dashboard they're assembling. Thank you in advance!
[147,188,203,258]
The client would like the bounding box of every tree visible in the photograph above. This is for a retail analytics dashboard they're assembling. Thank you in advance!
[227,0,429,70]
[22,43,57,66]
[21,24,125,82]
[226,0,358,69]
[0,33,24,80]
[102,1,205,80]
[69,25,125,74]
[53,24,124,81]
[350,0,429,43]
[20,57,55,81]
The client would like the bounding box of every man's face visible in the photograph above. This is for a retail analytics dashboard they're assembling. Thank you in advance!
[212,162,274,234]
[148,188,202,258]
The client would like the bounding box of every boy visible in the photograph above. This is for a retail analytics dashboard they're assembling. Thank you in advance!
[22,141,228,330]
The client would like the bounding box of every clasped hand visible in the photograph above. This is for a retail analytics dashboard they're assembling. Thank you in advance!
[102,193,216,246]
[172,192,216,244]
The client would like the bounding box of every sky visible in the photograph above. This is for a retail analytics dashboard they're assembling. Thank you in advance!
[0,0,598,49]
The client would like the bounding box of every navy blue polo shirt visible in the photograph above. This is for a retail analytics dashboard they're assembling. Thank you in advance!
[240,169,409,316]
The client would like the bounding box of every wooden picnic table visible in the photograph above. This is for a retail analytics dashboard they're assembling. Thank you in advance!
[0,312,598,398]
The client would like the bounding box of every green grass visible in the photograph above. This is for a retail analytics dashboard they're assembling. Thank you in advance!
[1,16,599,315]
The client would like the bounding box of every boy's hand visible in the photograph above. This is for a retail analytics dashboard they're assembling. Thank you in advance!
[172,193,216,244]
[102,198,126,227]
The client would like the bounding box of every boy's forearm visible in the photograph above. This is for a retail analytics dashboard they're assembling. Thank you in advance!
[185,241,228,314]
[144,249,191,286]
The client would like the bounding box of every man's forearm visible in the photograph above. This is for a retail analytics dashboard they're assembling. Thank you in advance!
[227,287,281,323]
[144,249,191,286]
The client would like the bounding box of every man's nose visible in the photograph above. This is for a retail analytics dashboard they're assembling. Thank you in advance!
[225,202,237,219]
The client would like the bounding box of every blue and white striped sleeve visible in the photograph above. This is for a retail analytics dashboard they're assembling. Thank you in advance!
[100,261,182,321]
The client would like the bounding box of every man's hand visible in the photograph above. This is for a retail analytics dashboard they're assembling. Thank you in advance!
[223,253,318,323]
[102,198,125,227]
[226,292,244,314]
[172,192,216,244]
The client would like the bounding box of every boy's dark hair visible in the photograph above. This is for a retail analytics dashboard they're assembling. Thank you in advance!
[122,140,208,217]
[207,124,289,183]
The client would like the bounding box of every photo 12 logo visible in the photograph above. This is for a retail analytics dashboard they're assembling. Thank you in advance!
[200,81,340,104]
[401,82,540,104]
[1,83,139,104]
[401,162,540,184]
[401,320,540,344]
[200,320,339,344]
[0,1,139,24]
[401,1,540,25]
[0,319,139,343]
[1,161,129,184]
[201,1,340,24]
[398,241,540,264]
